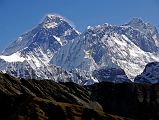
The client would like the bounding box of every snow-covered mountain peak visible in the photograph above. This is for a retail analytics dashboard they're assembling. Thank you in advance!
[2,14,80,56]
[42,14,66,29]
[126,17,158,35]
[86,23,111,33]
[87,26,94,30]
[128,17,144,26]
[0,14,81,82]
[47,14,63,19]
[124,18,159,51]
[43,14,64,23]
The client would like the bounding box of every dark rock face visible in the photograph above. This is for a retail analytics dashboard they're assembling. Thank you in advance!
[134,62,159,83]
[88,82,159,120]
[93,67,131,83]
[1,73,159,119]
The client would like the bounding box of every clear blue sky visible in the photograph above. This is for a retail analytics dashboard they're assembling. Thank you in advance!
[0,0,159,52]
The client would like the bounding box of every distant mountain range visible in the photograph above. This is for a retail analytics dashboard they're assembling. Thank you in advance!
[0,14,159,84]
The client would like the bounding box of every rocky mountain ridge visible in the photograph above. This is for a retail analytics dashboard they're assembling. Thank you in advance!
[52,18,159,81]
[0,72,159,119]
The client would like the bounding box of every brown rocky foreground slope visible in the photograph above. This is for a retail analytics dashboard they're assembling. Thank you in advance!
[0,72,159,119]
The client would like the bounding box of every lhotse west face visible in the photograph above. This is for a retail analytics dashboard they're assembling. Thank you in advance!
[52,18,159,82]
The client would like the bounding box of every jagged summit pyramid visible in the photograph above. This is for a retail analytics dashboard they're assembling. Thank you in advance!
[0,14,81,82]
[2,14,79,56]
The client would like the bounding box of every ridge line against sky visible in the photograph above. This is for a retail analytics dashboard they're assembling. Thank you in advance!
[0,0,159,52]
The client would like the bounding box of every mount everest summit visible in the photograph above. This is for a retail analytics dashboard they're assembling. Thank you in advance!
[0,14,159,84]
[0,14,81,83]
